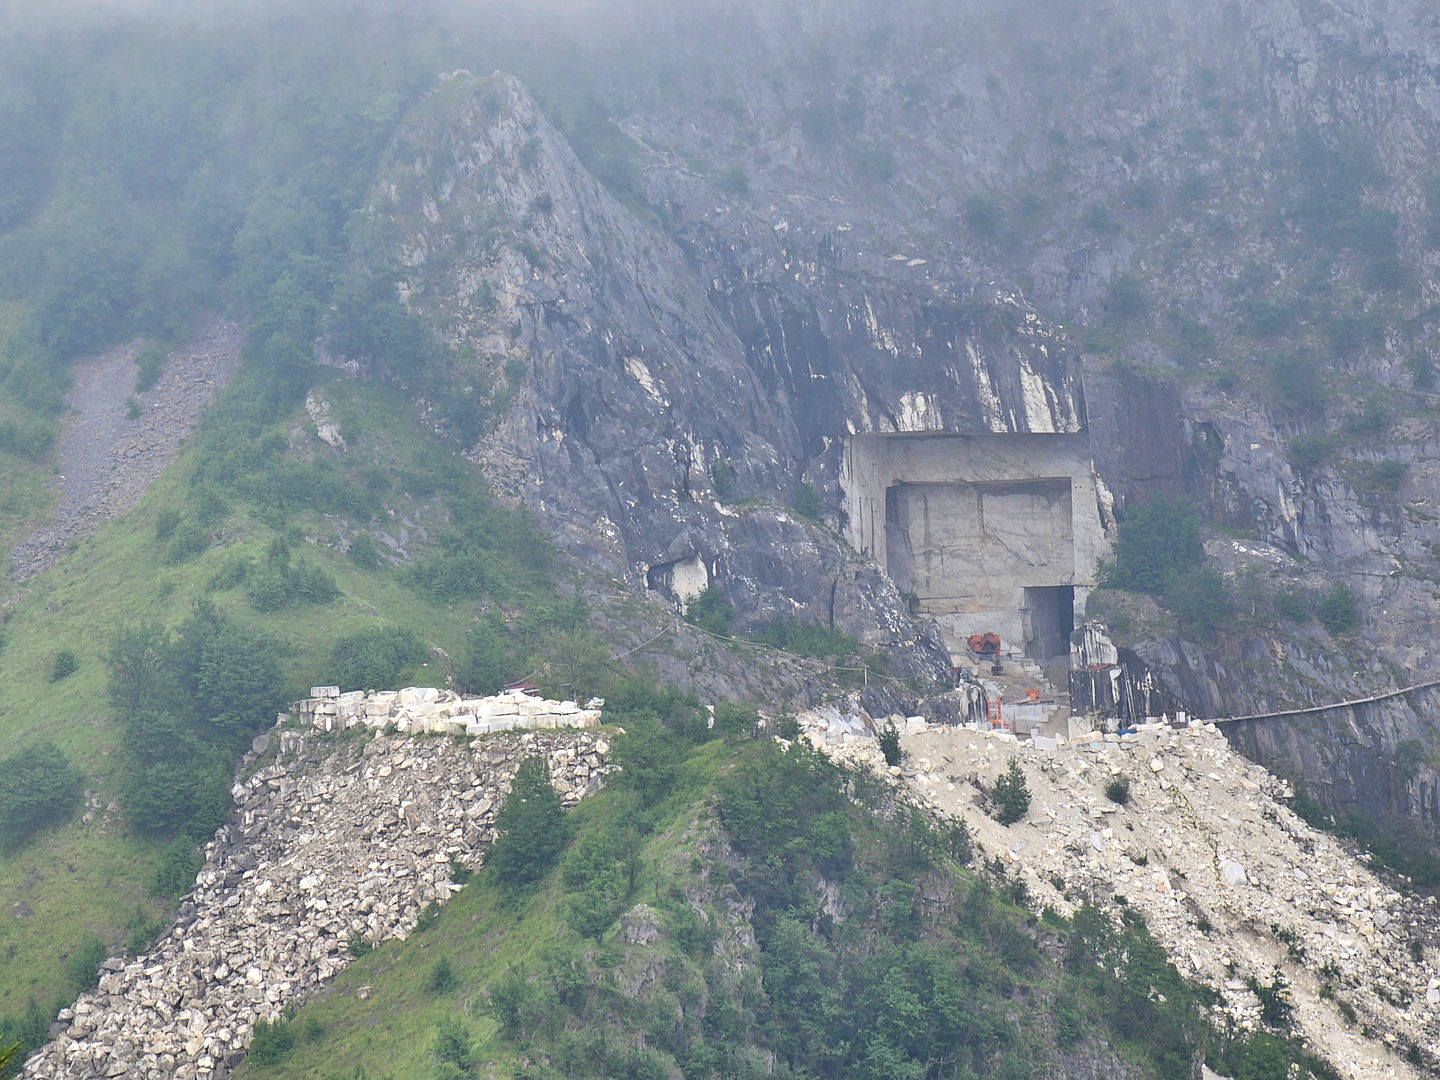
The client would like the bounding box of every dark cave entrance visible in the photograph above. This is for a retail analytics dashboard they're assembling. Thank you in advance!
[1023,585,1074,660]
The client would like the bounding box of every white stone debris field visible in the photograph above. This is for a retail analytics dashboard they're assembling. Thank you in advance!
[799,706,1438,1080]
[23,690,611,1080]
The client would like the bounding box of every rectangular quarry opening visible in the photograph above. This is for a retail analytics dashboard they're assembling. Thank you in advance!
[842,432,1105,661]
[1024,585,1074,660]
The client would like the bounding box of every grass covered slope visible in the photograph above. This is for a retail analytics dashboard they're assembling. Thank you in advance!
[233,718,1338,1080]
[0,362,591,1048]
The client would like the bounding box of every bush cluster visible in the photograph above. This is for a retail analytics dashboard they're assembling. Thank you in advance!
[751,617,858,659]
[487,757,571,901]
[106,601,284,838]
[0,741,83,852]
[325,626,428,691]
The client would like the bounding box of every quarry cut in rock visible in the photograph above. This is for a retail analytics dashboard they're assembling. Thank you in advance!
[22,727,613,1080]
[798,706,1440,1080]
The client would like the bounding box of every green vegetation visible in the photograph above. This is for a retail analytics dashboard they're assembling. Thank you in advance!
[751,617,858,659]
[1269,353,1326,414]
[487,757,572,902]
[107,602,285,838]
[1166,567,1233,638]
[0,742,82,852]
[710,459,734,498]
[684,585,733,638]
[1317,584,1359,636]
[134,344,165,393]
[878,720,903,766]
[0,362,575,1029]
[48,649,77,682]
[152,838,202,900]
[1105,776,1132,805]
[1108,497,1204,594]
[1274,589,1311,623]
[324,626,428,691]
[792,481,821,521]
[1292,784,1440,890]
[992,757,1032,824]
[237,721,1337,1080]
[1284,126,1401,290]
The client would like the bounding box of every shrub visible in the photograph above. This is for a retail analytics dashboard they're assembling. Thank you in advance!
[1274,590,1310,623]
[0,741,83,851]
[488,757,570,899]
[424,957,458,995]
[154,508,181,543]
[563,831,630,940]
[247,557,339,611]
[965,193,1001,236]
[752,617,857,659]
[993,758,1031,825]
[347,932,372,958]
[1108,498,1203,594]
[135,343,165,392]
[325,626,427,691]
[792,481,821,520]
[1269,353,1325,414]
[458,617,517,697]
[1105,777,1131,805]
[685,585,733,638]
[1318,584,1358,635]
[248,1018,295,1065]
[1288,432,1336,469]
[347,530,380,570]
[853,146,896,183]
[153,838,201,898]
[1107,275,1146,322]
[0,413,57,460]
[124,903,164,955]
[1408,353,1434,391]
[1362,460,1406,494]
[1083,202,1119,233]
[164,522,209,565]
[877,721,902,767]
[449,856,473,885]
[433,1016,474,1071]
[1346,400,1389,437]
[712,701,759,737]
[945,819,973,863]
[711,459,734,498]
[1166,567,1233,638]
[66,932,108,991]
[126,397,141,421]
[611,717,688,811]
[50,649,78,682]
[414,900,441,933]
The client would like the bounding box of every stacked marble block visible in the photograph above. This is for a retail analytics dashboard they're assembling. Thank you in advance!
[293,685,603,736]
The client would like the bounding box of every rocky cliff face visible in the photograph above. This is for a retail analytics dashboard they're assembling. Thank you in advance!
[337,0,1440,823]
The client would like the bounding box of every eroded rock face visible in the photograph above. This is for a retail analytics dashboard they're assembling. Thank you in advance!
[339,71,1101,682]
[23,728,612,1080]
[336,1,1440,825]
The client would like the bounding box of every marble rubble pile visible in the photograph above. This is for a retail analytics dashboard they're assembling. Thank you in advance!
[798,709,1439,1080]
[23,726,612,1080]
[293,685,602,736]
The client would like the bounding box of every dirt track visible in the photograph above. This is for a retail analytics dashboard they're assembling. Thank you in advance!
[9,319,243,581]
